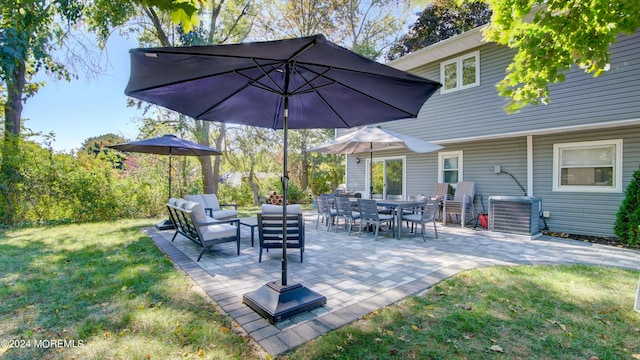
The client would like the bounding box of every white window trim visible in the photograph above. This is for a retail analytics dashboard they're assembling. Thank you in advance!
[552,139,623,193]
[440,51,480,94]
[438,150,463,183]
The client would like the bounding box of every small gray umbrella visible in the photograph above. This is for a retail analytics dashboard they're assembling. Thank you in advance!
[310,126,443,198]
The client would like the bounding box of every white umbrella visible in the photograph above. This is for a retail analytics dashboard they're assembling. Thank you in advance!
[310,126,443,198]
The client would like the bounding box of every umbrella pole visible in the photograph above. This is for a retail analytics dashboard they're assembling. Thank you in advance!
[281,95,289,287]
[242,63,325,324]
[369,144,373,199]
[168,151,172,199]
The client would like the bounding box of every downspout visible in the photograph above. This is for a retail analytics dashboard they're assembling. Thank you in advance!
[527,135,533,196]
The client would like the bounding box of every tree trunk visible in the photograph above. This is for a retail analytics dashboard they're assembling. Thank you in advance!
[4,60,25,137]
[211,122,226,194]
[195,120,215,194]
[300,130,309,191]
[248,161,260,205]
[1,59,26,224]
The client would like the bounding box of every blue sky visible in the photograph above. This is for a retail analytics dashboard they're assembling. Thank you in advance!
[22,34,145,152]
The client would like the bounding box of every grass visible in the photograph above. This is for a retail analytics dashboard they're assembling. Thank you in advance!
[1,219,639,359]
[283,265,640,360]
[0,219,256,359]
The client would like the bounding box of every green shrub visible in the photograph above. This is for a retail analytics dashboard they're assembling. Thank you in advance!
[614,165,640,246]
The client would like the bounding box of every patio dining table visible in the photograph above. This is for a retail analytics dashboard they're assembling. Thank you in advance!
[375,199,424,239]
[348,198,423,239]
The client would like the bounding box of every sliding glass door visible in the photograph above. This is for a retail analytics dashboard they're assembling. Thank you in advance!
[367,157,405,199]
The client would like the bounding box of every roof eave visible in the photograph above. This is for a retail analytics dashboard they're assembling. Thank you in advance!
[388,24,488,71]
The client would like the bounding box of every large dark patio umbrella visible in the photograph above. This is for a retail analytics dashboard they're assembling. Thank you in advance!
[310,125,443,198]
[123,34,441,322]
[108,134,222,229]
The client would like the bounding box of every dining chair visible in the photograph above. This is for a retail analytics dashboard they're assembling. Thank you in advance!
[335,196,360,235]
[315,195,336,231]
[257,204,305,263]
[403,197,439,240]
[357,199,395,240]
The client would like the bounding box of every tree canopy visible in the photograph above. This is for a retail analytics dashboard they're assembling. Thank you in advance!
[386,0,491,61]
[483,0,640,113]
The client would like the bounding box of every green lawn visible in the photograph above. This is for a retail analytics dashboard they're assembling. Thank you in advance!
[1,219,639,359]
[0,219,256,359]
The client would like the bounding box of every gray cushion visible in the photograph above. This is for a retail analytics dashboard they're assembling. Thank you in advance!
[201,194,221,211]
[210,209,238,220]
[182,201,209,224]
[185,194,204,206]
[261,204,302,214]
[200,223,237,241]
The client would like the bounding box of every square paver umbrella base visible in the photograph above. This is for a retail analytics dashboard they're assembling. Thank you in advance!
[156,219,175,230]
[243,281,326,324]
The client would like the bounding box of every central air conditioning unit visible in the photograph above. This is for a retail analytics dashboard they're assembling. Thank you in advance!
[488,196,542,237]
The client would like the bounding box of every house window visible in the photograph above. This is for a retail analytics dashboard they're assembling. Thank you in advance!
[552,139,623,193]
[438,151,463,184]
[441,51,479,93]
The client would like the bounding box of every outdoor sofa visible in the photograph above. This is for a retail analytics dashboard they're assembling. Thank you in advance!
[167,198,240,261]
[185,194,238,220]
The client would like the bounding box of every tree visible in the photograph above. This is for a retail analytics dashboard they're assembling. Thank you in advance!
[0,0,201,224]
[615,165,640,246]
[254,0,406,192]
[119,0,255,195]
[482,1,640,113]
[386,0,491,61]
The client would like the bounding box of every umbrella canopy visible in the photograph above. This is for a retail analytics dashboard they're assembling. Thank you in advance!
[309,126,443,198]
[108,134,222,157]
[309,125,443,154]
[123,34,441,322]
[124,34,440,129]
[108,134,222,198]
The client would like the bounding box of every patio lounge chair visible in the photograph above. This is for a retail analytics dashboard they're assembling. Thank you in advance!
[257,204,305,263]
[357,199,395,240]
[430,182,451,221]
[431,182,452,201]
[442,181,476,227]
[403,197,439,240]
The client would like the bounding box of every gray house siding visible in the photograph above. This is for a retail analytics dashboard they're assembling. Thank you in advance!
[383,31,640,142]
[532,127,640,237]
[341,29,640,238]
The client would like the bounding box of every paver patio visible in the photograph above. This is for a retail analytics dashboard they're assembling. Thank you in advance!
[145,211,640,356]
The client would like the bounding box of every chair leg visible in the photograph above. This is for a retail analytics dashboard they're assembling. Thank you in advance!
[374,222,380,240]
[197,248,205,262]
[421,223,426,241]
[171,231,178,242]
[259,248,263,263]
[433,220,438,239]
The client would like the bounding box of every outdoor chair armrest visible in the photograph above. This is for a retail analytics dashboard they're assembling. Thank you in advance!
[220,203,238,210]
[195,218,240,227]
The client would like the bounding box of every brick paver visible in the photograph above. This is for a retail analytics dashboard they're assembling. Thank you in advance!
[146,212,640,357]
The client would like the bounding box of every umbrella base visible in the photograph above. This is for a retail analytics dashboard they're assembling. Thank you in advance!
[156,219,175,230]
[243,281,326,324]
